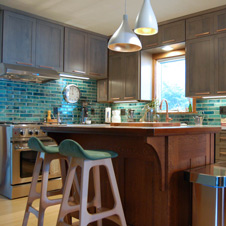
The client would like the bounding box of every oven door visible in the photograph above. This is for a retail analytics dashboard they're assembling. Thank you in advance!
[11,138,61,185]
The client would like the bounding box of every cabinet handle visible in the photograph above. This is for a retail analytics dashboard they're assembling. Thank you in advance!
[195,92,210,95]
[162,39,175,44]
[124,97,135,99]
[195,32,210,37]
[39,65,54,69]
[72,70,86,74]
[146,43,158,47]
[217,28,226,33]
[220,152,226,156]
[220,137,226,140]
[89,72,102,76]
[16,61,32,66]
[111,98,120,100]
[217,91,226,94]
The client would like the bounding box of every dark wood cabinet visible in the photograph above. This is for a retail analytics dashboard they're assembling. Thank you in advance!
[140,33,159,49]
[35,20,63,71]
[186,36,215,97]
[214,33,226,95]
[159,20,185,45]
[88,34,108,78]
[214,9,226,34]
[97,79,108,102]
[64,28,87,74]
[3,11,36,66]
[109,53,124,101]
[140,20,185,49]
[186,14,214,40]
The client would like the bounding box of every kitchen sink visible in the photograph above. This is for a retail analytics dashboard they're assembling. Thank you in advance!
[110,122,181,127]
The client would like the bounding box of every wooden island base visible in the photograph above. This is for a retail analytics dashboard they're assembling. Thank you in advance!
[41,125,220,226]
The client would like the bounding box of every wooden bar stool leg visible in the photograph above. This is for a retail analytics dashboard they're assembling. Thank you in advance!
[22,152,43,226]
[79,160,91,226]
[105,159,127,226]
[57,158,79,224]
[93,165,102,226]
[38,153,51,226]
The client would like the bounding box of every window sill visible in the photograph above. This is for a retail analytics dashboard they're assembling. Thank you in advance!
[157,111,198,115]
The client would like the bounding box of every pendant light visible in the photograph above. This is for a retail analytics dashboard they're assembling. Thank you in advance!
[134,0,158,36]
[108,0,142,52]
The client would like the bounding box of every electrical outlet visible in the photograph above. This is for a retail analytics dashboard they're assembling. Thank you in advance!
[121,109,126,115]
[91,108,95,115]
[220,106,226,115]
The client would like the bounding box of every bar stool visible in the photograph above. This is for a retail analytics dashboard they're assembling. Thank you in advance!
[22,137,70,226]
[57,139,127,226]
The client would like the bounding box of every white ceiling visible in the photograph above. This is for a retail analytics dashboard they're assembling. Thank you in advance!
[0,0,225,36]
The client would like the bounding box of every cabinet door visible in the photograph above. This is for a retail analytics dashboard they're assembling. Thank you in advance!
[214,33,226,95]
[186,36,214,97]
[88,34,108,79]
[140,33,159,49]
[159,20,185,45]
[214,9,226,34]
[35,20,63,71]
[97,79,108,102]
[186,14,214,40]
[3,11,36,66]
[123,53,140,100]
[109,54,124,101]
[64,28,87,74]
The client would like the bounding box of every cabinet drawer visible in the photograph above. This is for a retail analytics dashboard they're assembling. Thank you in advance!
[215,145,226,161]
[186,14,214,40]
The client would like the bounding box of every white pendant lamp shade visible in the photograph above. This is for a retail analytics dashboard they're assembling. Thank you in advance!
[108,14,142,52]
[134,0,158,36]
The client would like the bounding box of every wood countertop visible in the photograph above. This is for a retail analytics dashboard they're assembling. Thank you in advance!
[41,124,221,137]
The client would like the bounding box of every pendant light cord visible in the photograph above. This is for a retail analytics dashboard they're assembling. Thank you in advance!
[125,0,127,14]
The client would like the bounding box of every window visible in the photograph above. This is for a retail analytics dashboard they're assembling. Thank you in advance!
[153,50,195,113]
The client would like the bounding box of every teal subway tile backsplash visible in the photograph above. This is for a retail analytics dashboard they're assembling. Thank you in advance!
[0,78,109,124]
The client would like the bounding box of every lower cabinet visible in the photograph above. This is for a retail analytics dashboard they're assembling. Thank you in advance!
[108,52,140,102]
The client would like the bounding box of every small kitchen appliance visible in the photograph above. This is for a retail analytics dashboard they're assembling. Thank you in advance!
[193,116,204,126]
[105,107,111,123]
[112,110,121,123]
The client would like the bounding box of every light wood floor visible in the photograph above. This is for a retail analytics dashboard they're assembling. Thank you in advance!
[0,195,61,226]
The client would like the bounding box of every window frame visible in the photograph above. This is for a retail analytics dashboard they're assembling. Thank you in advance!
[152,49,196,114]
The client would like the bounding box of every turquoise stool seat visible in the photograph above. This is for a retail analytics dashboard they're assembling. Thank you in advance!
[59,139,118,160]
[23,137,69,226]
[57,139,127,226]
[28,137,59,154]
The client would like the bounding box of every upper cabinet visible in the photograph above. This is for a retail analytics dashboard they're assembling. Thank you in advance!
[214,9,226,34]
[64,28,108,79]
[140,20,185,49]
[35,20,63,71]
[2,11,63,71]
[186,36,215,97]
[186,14,214,40]
[3,11,36,66]
[64,28,87,74]
[88,35,108,78]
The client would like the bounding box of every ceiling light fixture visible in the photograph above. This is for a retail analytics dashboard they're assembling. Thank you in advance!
[134,0,158,36]
[108,0,142,52]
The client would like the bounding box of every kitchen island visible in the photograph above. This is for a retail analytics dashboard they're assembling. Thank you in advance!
[41,124,221,226]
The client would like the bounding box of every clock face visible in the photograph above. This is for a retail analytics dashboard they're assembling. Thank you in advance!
[63,84,80,103]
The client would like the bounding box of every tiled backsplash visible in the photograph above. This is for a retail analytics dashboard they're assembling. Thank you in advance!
[0,78,225,125]
[0,78,109,124]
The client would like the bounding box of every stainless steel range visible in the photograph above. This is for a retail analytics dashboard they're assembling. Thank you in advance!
[0,123,62,199]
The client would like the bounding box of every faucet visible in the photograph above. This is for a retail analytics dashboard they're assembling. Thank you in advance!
[159,99,172,123]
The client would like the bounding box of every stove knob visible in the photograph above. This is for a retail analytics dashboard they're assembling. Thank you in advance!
[35,130,39,135]
[19,130,25,136]
[28,130,33,135]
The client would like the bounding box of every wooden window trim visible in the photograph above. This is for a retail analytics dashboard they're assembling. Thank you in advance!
[152,49,197,114]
